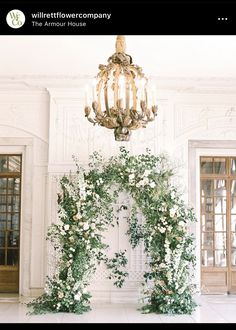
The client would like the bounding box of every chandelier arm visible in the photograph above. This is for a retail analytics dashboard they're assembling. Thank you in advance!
[114,65,120,109]
[125,75,130,114]
[104,81,110,115]
[130,76,137,111]
[97,78,104,114]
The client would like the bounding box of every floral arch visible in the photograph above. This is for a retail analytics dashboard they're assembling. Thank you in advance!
[28,147,197,315]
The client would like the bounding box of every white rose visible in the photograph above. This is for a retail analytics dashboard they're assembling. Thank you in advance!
[74,292,82,301]
[58,292,64,299]
[129,174,135,181]
[149,181,156,188]
[179,221,185,227]
[64,224,70,231]
[83,223,89,231]
[169,208,177,218]
[159,226,166,233]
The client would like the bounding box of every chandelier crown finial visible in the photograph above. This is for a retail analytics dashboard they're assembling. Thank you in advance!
[115,35,126,53]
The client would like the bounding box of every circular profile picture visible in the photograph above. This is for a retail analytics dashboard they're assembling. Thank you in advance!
[6,9,25,29]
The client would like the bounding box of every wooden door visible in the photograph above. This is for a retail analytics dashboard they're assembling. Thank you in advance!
[201,157,236,294]
[0,155,21,293]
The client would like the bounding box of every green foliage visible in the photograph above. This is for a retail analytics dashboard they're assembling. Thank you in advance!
[104,251,128,288]
[27,147,197,316]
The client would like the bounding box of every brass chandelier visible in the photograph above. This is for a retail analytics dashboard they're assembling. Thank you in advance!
[84,35,158,141]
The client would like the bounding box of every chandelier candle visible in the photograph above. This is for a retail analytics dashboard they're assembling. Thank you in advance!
[84,35,158,141]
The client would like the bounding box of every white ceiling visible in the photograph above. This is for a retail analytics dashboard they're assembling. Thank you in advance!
[0,35,236,78]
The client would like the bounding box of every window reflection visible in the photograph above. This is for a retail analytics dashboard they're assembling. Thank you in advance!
[231,158,236,174]
[202,250,214,266]
[215,250,226,267]
[201,158,213,174]
[215,233,226,249]
[214,158,226,174]
[202,232,213,249]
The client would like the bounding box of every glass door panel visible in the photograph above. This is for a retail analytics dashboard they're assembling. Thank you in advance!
[0,155,21,293]
[201,157,236,294]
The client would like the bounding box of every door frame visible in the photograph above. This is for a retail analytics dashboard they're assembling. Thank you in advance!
[0,138,33,296]
[189,140,236,293]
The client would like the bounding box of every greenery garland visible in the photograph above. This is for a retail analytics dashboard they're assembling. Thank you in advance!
[27,147,197,315]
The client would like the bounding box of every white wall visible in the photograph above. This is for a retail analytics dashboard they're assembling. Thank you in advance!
[0,87,49,296]
[1,76,236,299]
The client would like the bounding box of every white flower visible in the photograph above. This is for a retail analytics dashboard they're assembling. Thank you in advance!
[58,292,64,299]
[91,233,95,238]
[143,177,149,185]
[69,247,75,252]
[169,207,178,218]
[91,223,96,230]
[149,181,156,188]
[179,221,185,227]
[61,230,66,236]
[159,226,166,233]
[129,173,135,181]
[69,236,74,242]
[64,224,70,231]
[159,263,165,268]
[138,180,144,187]
[83,288,88,294]
[74,292,82,301]
[129,174,135,181]
[171,191,176,199]
[83,223,89,231]
[143,169,151,177]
